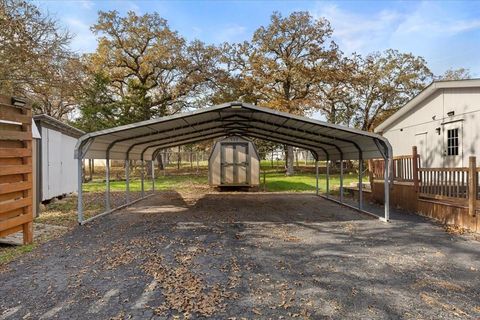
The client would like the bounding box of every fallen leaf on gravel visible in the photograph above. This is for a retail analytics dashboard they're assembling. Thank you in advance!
[420,292,469,317]
[252,308,262,315]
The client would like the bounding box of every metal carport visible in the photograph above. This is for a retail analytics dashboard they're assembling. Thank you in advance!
[74,101,392,223]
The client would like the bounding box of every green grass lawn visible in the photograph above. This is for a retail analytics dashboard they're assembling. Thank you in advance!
[82,172,364,193]
[83,174,208,192]
[0,244,36,265]
[259,159,318,169]
[263,172,363,192]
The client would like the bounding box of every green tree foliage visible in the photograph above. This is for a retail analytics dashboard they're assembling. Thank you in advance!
[74,72,117,132]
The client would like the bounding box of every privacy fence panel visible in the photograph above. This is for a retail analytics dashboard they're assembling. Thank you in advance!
[0,95,33,244]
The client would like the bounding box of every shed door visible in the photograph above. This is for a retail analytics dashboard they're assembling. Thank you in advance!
[221,143,249,185]
[443,122,463,167]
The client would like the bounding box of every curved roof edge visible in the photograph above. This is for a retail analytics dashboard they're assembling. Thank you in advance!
[75,101,392,161]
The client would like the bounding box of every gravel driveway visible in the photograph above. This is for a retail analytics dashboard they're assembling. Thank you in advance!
[1,191,479,319]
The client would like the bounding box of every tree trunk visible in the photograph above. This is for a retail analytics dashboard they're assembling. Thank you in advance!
[82,160,86,183]
[285,145,294,176]
[177,146,181,170]
[89,159,93,181]
[156,152,164,170]
[146,160,152,176]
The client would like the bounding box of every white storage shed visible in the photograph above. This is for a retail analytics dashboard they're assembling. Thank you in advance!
[34,115,84,202]
[208,136,260,187]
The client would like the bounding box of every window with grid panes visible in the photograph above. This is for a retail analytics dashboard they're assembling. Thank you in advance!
[447,128,459,156]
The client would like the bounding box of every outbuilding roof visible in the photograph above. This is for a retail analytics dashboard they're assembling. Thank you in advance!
[375,78,480,134]
[34,114,85,138]
[75,102,392,161]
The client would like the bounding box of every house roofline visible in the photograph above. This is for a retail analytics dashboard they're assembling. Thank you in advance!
[374,78,480,134]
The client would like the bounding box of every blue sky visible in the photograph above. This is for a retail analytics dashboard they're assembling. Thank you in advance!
[36,0,480,77]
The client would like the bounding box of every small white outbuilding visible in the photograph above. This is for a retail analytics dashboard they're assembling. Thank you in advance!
[34,115,84,202]
[208,136,260,187]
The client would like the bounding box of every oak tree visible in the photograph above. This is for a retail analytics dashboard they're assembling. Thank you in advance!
[228,11,339,174]
[351,49,432,131]
[86,10,221,124]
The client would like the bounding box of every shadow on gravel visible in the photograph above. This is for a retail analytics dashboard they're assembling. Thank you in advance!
[0,191,479,319]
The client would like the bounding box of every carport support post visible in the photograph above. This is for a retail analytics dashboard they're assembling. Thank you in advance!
[125,159,130,203]
[340,157,344,203]
[77,157,83,224]
[141,158,145,197]
[358,155,363,210]
[315,160,319,196]
[105,157,111,211]
[384,156,391,221]
[151,159,155,192]
[326,158,330,198]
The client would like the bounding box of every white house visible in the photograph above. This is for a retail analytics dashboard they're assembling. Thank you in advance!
[375,79,480,168]
[34,114,84,202]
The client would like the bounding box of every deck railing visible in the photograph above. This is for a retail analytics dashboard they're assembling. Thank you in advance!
[417,157,477,216]
[418,167,468,199]
[370,147,420,183]
[369,146,477,217]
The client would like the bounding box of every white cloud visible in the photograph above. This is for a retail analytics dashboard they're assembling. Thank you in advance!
[311,1,480,76]
[79,0,94,10]
[392,2,480,36]
[312,3,403,54]
[64,17,97,54]
[214,25,247,43]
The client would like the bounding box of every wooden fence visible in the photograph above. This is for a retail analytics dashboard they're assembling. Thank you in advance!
[417,156,478,217]
[370,149,420,182]
[0,95,33,244]
[369,146,478,232]
[418,168,468,199]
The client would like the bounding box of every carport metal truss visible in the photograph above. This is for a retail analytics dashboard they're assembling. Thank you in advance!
[75,102,392,223]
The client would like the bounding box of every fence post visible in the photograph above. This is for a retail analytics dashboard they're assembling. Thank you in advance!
[412,146,419,192]
[468,156,477,216]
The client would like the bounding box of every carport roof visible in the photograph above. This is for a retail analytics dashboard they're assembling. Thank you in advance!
[74,102,392,161]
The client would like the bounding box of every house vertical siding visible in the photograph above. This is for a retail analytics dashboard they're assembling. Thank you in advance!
[380,85,480,168]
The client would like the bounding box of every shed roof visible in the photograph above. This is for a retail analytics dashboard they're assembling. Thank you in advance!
[375,78,480,134]
[34,114,85,138]
[75,102,391,161]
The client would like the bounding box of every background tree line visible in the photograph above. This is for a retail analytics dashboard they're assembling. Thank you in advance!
[0,0,472,172]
